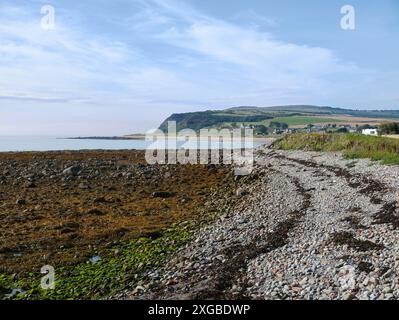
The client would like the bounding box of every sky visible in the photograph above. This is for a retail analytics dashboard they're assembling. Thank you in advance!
[0,0,398,136]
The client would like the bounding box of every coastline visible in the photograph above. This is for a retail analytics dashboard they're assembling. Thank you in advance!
[0,136,274,153]
[67,135,275,142]
[3,146,399,300]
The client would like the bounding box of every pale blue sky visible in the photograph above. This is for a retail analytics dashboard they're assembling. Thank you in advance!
[0,0,398,136]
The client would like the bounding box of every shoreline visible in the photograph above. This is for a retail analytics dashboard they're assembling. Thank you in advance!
[67,136,275,142]
[2,146,399,300]
[0,149,239,299]
[123,148,399,300]
[0,137,274,154]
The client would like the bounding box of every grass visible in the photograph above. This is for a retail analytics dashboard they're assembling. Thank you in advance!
[220,116,346,128]
[262,116,344,126]
[275,133,399,165]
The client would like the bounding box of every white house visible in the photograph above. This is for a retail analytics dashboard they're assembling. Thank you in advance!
[362,128,378,136]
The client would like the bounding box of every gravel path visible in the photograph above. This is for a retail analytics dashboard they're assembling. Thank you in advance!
[123,146,399,300]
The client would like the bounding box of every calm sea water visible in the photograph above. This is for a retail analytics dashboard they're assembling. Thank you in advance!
[0,137,262,152]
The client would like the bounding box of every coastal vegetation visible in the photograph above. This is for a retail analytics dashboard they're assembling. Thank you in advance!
[378,122,399,135]
[276,133,399,165]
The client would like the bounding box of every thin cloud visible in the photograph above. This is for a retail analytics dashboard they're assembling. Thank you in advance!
[0,0,397,136]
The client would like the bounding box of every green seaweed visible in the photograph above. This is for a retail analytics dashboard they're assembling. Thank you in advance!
[1,222,194,300]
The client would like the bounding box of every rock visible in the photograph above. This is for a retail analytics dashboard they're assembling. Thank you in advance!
[132,285,145,295]
[63,221,80,229]
[299,277,308,286]
[60,227,76,234]
[342,292,355,300]
[89,255,101,264]
[94,196,107,203]
[62,165,81,176]
[87,208,106,216]
[16,199,26,205]
[78,183,89,189]
[152,191,176,198]
[236,188,249,197]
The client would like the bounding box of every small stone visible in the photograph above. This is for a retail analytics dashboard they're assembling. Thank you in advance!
[342,292,355,300]
[152,191,176,198]
[132,285,145,295]
[78,183,89,189]
[87,208,105,216]
[236,188,249,197]
[94,196,107,203]
[16,199,26,205]
[62,165,81,176]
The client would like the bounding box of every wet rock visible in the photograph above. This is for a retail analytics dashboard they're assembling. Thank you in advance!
[63,221,80,229]
[94,196,107,203]
[60,227,75,234]
[152,191,176,198]
[15,199,26,205]
[62,165,81,176]
[87,208,106,216]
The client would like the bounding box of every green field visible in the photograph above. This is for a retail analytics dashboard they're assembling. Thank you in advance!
[276,133,399,165]
[260,116,345,126]
[222,116,346,129]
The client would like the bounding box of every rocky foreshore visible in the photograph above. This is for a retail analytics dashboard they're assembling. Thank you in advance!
[119,146,399,300]
[2,147,399,300]
[0,151,235,285]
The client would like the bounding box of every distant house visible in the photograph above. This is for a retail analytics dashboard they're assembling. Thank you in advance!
[362,128,378,136]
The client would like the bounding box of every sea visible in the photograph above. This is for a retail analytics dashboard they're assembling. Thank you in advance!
[0,137,263,152]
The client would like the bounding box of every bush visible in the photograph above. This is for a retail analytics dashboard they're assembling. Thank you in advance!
[379,122,399,135]
[269,122,288,130]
